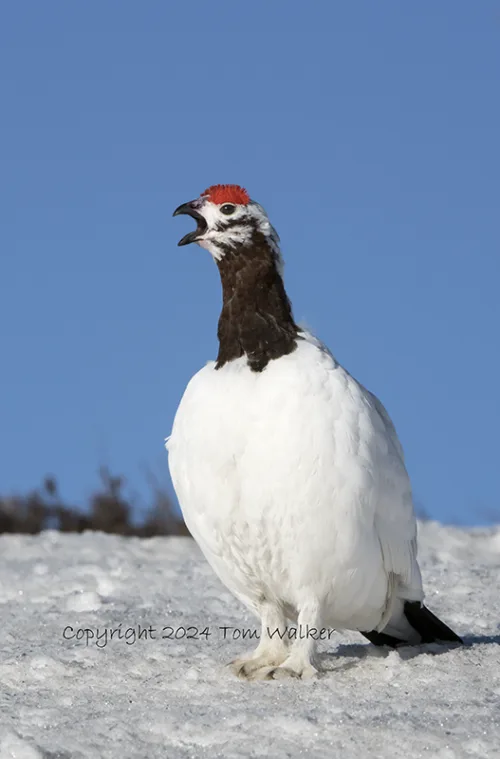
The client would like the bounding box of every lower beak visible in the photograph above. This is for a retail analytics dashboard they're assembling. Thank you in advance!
[173,202,207,246]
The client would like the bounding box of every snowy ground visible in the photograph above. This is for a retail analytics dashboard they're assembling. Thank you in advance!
[0,522,498,759]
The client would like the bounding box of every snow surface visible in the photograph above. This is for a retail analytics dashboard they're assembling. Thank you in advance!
[0,522,498,759]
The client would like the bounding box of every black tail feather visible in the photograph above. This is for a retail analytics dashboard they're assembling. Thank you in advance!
[403,602,462,644]
[361,602,463,647]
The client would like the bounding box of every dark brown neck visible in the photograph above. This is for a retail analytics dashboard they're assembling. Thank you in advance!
[215,232,299,372]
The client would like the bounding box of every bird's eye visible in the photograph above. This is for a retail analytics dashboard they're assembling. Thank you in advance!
[220,204,236,216]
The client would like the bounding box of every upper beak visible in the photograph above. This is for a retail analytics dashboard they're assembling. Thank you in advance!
[173,201,207,247]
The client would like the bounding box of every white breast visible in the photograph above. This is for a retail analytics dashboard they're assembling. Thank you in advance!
[167,332,423,631]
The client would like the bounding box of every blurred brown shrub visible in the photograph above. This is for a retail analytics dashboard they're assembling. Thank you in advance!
[0,468,190,537]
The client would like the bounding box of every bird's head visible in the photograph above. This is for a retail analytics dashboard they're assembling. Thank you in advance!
[173,184,281,264]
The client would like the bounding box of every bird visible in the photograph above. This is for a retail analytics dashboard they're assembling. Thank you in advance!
[167,184,462,680]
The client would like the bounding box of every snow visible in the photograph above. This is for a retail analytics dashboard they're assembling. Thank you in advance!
[0,522,498,759]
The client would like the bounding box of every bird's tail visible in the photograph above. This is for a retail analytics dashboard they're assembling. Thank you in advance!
[361,601,462,647]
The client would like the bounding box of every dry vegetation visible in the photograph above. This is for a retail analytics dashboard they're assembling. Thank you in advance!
[0,468,189,537]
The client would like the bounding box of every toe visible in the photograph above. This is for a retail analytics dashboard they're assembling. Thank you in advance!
[271,667,301,680]
[229,659,250,678]
[270,663,319,680]
[230,661,276,681]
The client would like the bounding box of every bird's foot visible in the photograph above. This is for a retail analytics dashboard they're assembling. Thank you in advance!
[268,658,319,680]
[231,653,319,681]
[230,650,288,681]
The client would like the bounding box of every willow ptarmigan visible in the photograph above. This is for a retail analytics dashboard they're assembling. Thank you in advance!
[167,184,461,680]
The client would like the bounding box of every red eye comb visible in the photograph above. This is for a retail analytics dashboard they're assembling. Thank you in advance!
[202,184,250,206]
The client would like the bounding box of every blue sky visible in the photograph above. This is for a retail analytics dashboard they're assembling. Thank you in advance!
[1,2,498,524]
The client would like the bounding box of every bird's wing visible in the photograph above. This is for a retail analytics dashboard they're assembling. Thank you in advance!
[364,387,424,602]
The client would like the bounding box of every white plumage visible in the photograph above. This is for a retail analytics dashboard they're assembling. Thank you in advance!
[167,184,460,679]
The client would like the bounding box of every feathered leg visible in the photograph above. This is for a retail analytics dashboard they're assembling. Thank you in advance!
[230,601,289,680]
[268,598,321,680]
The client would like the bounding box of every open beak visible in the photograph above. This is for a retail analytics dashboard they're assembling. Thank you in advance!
[173,201,208,246]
